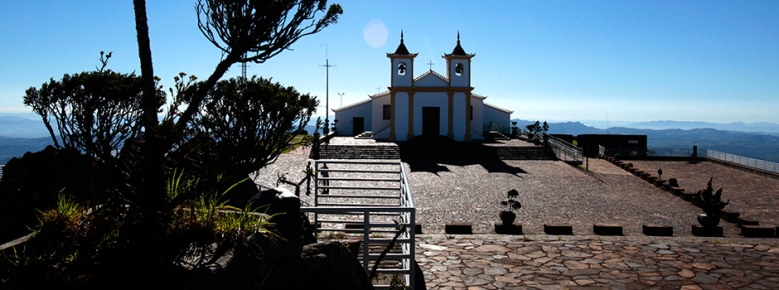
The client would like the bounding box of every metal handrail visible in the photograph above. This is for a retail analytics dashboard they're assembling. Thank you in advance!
[546,134,583,161]
[302,160,415,289]
[605,148,705,157]
[483,123,511,135]
[372,125,392,139]
[707,150,779,174]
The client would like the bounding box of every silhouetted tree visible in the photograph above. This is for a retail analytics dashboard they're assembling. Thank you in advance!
[22,52,164,163]
[186,76,318,177]
[132,0,342,211]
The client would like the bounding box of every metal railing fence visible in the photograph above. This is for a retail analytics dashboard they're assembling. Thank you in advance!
[707,150,779,174]
[300,160,415,289]
[605,148,706,158]
[546,134,583,162]
[648,148,706,157]
[483,123,511,135]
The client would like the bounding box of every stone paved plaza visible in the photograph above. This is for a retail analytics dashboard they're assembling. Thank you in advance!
[254,144,779,289]
[416,234,779,289]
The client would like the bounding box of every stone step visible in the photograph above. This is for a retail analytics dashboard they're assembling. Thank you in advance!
[642,224,674,236]
[544,224,573,235]
[593,224,623,236]
[691,225,723,237]
[445,223,473,234]
[740,225,775,237]
[494,223,523,235]
[311,143,556,161]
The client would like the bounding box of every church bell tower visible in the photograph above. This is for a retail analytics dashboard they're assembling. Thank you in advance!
[387,31,418,87]
[444,32,475,88]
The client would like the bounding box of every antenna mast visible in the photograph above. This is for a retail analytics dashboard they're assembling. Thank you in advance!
[319,44,336,134]
[241,52,248,79]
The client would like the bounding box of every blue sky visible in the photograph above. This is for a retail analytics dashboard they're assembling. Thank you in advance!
[1,0,777,124]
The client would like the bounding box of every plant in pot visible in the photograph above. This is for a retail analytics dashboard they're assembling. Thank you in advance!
[693,177,729,228]
[499,189,522,225]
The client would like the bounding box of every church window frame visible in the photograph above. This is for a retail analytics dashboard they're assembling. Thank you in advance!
[383,104,391,120]
[455,63,464,76]
[398,62,407,76]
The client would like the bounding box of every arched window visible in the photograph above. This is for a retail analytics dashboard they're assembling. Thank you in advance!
[398,62,407,75]
[455,63,464,76]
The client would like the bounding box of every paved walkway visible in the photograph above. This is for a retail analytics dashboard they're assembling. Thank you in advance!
[416,234,779,290]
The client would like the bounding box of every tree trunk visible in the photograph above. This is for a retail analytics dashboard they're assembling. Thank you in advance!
[133,0,164,212]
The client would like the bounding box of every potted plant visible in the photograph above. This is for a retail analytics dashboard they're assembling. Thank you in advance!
[693,178,729,227]
[499,189,522,225]
[511,121,518,137]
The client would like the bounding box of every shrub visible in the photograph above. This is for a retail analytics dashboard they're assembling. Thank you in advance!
[694,178,729,216]
[23,52,165,163]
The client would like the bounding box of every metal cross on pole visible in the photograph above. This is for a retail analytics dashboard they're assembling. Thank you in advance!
[426,60,435,71]
[319,45,336,135]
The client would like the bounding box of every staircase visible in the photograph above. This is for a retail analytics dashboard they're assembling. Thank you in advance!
[355,131,373,139]
[309,145,400,159]
[493,146,555,160]
[483,130,511,141]
[397,142,555,161]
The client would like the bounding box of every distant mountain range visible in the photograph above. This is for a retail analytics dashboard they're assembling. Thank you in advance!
[623,120,779,136]
[513,119,779,163]
[2,114,778,164]
[0,116,50,138]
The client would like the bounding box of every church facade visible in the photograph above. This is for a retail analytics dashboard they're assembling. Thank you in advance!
[333,32,513,141]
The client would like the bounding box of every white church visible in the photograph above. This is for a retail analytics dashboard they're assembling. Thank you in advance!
[333,32,513,141]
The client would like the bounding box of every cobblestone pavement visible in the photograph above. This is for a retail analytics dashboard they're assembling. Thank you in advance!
[629,160,779,227]
[416,234,779,290]
[258,147,779,289]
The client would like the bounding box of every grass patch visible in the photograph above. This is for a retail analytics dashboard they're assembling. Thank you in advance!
[282,134,312,153]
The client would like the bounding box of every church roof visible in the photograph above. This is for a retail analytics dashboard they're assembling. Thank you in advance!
[413,70,448,83]
[332,98,372,112]
[485,102,514,114]
[471,93,487,99]
[388,31,415,56]
[451,36,467,55]
[449,32,468,56]
[369,90,391,98]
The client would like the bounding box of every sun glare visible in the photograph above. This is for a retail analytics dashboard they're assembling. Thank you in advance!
[363,20,388,49]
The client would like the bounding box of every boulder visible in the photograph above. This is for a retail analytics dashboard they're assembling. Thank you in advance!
[186,241,373,290]
[248,187,304,259]
[257,241,373,290]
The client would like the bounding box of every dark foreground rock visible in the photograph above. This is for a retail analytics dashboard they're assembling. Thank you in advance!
[187,241,373,290]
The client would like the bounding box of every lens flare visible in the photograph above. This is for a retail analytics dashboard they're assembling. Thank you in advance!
[363,20,388,49]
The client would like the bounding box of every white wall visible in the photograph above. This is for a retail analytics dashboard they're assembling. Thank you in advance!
[448,59,470,87]
[412,92,449,138]
[392,58,414,87]
[371,95,391,139]
[414,74,448,87]
[452,92,466,141]
[470,97,484,139]
[484,104,511,127]
[334,101,372,136]
[394,92,409,140]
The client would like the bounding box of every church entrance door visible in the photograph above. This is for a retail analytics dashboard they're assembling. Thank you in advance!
[422,107,440,136]
[352,117,364,136]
